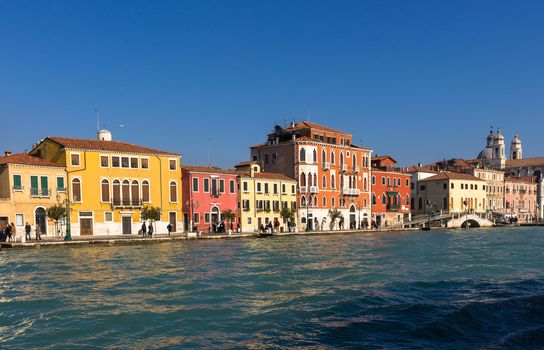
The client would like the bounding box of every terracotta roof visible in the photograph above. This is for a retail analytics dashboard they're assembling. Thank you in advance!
[181,165,238,176]
[47,136,178,155]
[506,157,544,168]
[421,172,485,182]
[289,121,348,135]
[404,165,439,173]
[237,170,295,182]
[505,175,537,184]
[234,161,252,167]
[0,153,64,168]
[371,168,410,176]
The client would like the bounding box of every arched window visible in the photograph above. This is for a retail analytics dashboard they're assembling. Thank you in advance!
[331,197,335,207]
[122,180,130,205]
[299,148,306,162]
[72,178,81,202]
[340,152,344,166]
[300,172,306,187]
[411,197,415,209]
[331,174,336,189]
[322,149,326,163]
[406,195,410,205]
[372,193,376,205]
[308,173,312,186]
[340,175,344,188]
[364,198,367,207]
[113,180,121,204]
[382,193,386,205]
[313,173,317,187]
[331,151,335,165]
[364,178,368,191]
[322,196,327,207]
[322,175,327,189]
[301,196,306,207]
[348,176,352,188]
[313,149,317,163]
[352,154,357,168]
[313,196,317,207]
[101,179,110,202]
[131,180,139,204]
[142,180,150,202]
[170,181,178,202]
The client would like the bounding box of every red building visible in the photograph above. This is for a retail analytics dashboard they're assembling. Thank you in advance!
[181,166,238,233]
[251,121,372,230]
[371,156,412,228]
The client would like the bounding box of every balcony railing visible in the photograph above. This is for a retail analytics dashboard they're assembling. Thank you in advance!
[341,188,360,196]
[299,186,308,193]
[341,164,348,172]
[112,199,143,208]
[323,162,331,170]
[30,188,51,197]
[387,204,401,211]
[309,186,319,194]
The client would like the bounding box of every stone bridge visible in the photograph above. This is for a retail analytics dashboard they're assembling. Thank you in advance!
[446,214,494,228]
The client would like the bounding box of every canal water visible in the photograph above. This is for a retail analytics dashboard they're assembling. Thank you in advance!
[1,227,543,349]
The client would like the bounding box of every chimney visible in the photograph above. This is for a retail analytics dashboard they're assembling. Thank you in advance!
[290,121,295,128]
[4,151,12,157]
[418,163,423,167]
[97,129,112,141]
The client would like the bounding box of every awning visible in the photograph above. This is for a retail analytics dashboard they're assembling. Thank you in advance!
[386,191,399,196]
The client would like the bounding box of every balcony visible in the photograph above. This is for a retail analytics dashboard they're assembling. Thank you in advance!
[309,186,319,194]
[112,199,143,208]
[299,186,308,193]
[341,188,360,196]
[341,164,348,172]
[323,162,331,170]
[387,203,401,211]
[354,166,360,173]
[30,188,51,198]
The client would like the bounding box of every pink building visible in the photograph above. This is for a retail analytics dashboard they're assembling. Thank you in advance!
[504,176,538,222]
[181,166,238,233]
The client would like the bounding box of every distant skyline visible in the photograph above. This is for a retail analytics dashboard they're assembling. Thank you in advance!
[2,0,543,167]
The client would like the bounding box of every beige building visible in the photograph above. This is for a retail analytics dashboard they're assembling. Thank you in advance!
[470,168,505,212]
[416,172,487,214]
[235,162,297,232]
[0,153,67,238]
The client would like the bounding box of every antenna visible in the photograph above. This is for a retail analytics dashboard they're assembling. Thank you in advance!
[95,108,100,131]
[208,138,211,167]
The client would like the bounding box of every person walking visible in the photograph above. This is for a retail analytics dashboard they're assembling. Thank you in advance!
[25,222,32,241]
[10,223,16,242]
[5,224,12,242]
[141,222,147,238]
[148,222,153,238]
[35,223,42,241]
[167,222,172,236]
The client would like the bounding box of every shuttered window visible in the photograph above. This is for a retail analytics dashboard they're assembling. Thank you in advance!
[13,175,22,190]
[57,177,65,191]
[142,181,150,202]
[40,176,49,196]
[101,180,110,202]
[72,178,81,202]
[170,181,177,202]
[30,176,39,196]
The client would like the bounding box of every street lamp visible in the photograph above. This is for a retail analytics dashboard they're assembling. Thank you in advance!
[463,199,468,230]
[56,192,72,241]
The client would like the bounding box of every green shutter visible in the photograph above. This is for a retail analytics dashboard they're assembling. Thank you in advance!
[13,175,22,190]
[30,176,38,196]
[219,180,224,193]
[57,177,65,190]
[41,176,49,196]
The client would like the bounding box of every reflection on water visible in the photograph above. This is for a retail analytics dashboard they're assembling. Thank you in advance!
[1,227,544,349]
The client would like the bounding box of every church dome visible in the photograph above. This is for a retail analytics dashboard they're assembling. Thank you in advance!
[495,128,504,141]
[477,147,493,160]
[511,133,522,145]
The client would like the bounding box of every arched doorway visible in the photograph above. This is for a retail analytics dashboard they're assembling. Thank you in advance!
[35,207,46,235]
[210,206,220,227]
[349,205,356,230]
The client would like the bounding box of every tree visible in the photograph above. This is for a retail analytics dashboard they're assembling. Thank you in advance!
[141,205,162,232]
[280,207,296,223]
[328,209,343,231]
[46,204,67,236]
[224,209,236,232]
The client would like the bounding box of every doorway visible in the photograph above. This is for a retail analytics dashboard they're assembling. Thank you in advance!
[80,218,93,235]
[122,216,132,235]
[169,212,177,232]
[35,207,47,235]
[211,206,220,226]
[349,205,356,229]
[0,217,8,231]
[183,213,189,232]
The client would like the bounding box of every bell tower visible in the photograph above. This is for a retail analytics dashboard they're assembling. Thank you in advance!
[510,134,523,160]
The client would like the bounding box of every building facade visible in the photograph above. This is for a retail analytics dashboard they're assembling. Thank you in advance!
[370,156,411,228]
[0,153,67,238]
[181,165,238,233]
[30,131,182,236]
[416,172,487,214]
[250,121,372,231]
[235,162,297,232]
[504,176,538,222]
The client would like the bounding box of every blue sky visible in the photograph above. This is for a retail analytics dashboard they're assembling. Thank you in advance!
[2,0,543,167]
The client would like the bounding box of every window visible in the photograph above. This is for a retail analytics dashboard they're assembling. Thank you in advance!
[194,213,200,223]
[273,201,280,212]
[451,183,454,189]
[282,184,286,194]
[57,177,65,191]
[264,154,269,164]
[16,213,24,226]
[382,177,386,185]
[264,183,269,194]
[322,150,326,162]
[273,184,278,194]
[131,157,138,168]
[331,174,335,189]
[169,159,177,170]
[219,179,225,193]
[122,180,130,204]
[406,195,410,205]
[104,212,113,222]
[30,176,38,196]
[204,213,210,223]
[211,178,218,196]
[101,156,109,167]
[322,196,327,207]
[230,180,235,194]
[170,181,178,202]
[406,179,409,187]
[331,151,335,164]
[204,178,210,192]
[382,194,386,205]
[193,178,199,192]
[101,179,110,202]
[12,174,22,190]
[243,181,248,192]
[142,180,150,202]
[112,156,120,167]
[372,176,376,185]
[242,200,250,210]
[292,185,295,194]
[313,149,317,163]
[420,185,426,191]
[331,197,335,207]
[71,153,80,166]
[257,182,262,193]
[131,180,139,203]
[299,148,306,162]
[72,178,81,202]
[113,180,121,203]
[141,158,149,169]
[301,196,306,207]
[40,176,49,196]
[443,183,447,189]
[121,157,130,168]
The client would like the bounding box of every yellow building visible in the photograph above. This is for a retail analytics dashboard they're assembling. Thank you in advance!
[30,130,182,236]
[418,172,487,214]
[235,162,297,232]
[0,153,67,238]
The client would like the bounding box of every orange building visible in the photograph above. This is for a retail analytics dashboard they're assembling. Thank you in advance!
[371,156,412,228]
[251,121,372,230]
